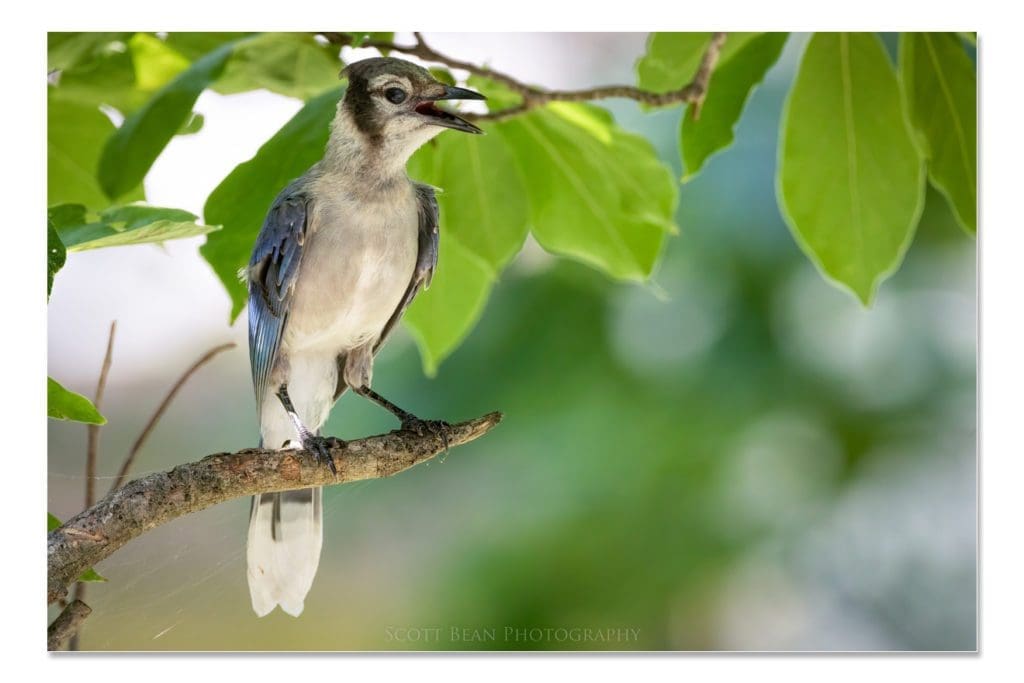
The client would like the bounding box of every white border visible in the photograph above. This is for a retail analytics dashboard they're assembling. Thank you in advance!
[11,1,1021,679]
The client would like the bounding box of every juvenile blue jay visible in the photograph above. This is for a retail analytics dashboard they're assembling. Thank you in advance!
[245,57,484,617]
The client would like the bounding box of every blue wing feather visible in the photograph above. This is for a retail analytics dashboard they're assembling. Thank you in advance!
[248,186,311,416]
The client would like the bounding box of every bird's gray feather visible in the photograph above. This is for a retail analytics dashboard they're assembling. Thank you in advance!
[374,182,439,351]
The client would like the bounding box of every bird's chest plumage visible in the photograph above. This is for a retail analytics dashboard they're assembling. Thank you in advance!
[283,183,419,353]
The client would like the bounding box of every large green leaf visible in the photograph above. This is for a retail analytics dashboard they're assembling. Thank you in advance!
[636,32,759,95]
[203,87,344,320]
[899,32,977,235]
[52,203,219,251]
[48,377,106,425]
[413,133,529,272]
[404,235,496,376]
[47,99,117,210]
[47,514,107,582]
[213,33,341,100]
[681,32,788,179]
[98,42,235,199]
[48,219,66,300]
[401,130,529,372]
[778,33,924,304]
[495,102,676,281]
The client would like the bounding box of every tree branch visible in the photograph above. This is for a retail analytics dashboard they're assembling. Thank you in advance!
[47,411,502,605]
[48,600,92,651]
[320,32,728,121]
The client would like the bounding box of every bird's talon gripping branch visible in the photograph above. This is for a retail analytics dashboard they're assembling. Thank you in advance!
[401,417,452,452]
[300,434,339,475]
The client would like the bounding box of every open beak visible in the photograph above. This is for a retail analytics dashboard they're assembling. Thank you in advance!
[415,85,486,134]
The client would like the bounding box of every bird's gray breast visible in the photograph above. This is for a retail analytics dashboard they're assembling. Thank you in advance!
[283,179,419,354]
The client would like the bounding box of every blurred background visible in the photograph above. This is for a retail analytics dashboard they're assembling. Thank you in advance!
[47,33,976,651]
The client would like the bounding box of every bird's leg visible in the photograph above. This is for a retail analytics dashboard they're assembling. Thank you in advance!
[275,384,340,475]
[352,386,451,452]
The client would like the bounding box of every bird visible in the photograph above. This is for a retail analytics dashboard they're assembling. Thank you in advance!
[244,57,484,617]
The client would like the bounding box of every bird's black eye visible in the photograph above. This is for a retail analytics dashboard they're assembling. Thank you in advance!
[385,87,407,104]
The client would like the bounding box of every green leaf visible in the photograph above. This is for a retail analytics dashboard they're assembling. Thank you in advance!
[54,204,219,251]
[429,67,456,87]
[411,133,529,272]
[47,203,88,229]
[778,33,924,304]
[637,32,759,95]
[98,42,235,200]
[213,33,342,100]
[129,33,190,91]
[495,103,676,281]
[402,131,529,372]
[48,32,133,73]
[203,87,344,320]
[48,218,67,300]
[345,32,395,49]
[77,567,107,583]
[47,514,107,582]
[899,32,977,235]
[49,33,158,116]
[164,33,252,61]
[177,111,204,136]
[681,32,788,179]
[958,32,977,47]
[466,74,524,115]
[48,377,106,424]
[48,99,117,210]
[404,236,496,375]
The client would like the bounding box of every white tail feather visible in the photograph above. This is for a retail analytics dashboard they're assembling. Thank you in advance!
[246,487,323,617]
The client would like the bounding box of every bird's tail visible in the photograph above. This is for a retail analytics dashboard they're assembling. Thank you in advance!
[246,487,323,617]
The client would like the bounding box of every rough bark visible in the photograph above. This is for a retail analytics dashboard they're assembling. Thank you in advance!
[48,600,92,651]
[47,412,502,605]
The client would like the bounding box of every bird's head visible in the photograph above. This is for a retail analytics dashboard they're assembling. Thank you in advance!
[340,57,485,155]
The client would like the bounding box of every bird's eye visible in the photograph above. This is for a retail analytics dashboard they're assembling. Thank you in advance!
[384,87,407,104]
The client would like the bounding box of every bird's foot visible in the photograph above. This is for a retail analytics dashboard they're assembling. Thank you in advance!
[400,416,452,452]
[300,434,343,475]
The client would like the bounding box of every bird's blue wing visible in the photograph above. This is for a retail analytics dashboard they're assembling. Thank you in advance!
[248,189,311,415]
[374,183,439,351]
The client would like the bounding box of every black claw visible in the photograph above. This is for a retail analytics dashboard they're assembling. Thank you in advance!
[401,417,452,453]
[302,435,340,475]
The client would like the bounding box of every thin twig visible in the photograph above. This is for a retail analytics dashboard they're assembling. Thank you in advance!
[85,321,116,510]
[110,342,236,493]
[71,320,116,650]
[48,600,92,651]
[320,32,728,121]
[48,411,503,605]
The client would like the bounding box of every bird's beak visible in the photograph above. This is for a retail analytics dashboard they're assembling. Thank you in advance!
[436,85,487,102]
[415,85,486,134]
